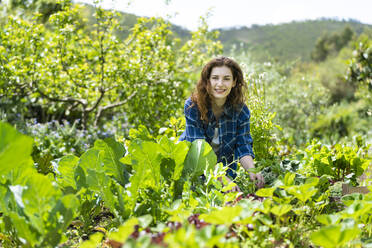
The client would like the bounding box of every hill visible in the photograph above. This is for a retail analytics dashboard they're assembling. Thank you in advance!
[217,19,371,62]
[78,3,371,62]
[3,2,370,62]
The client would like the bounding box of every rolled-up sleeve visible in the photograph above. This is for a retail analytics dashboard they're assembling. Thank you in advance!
[235,104,255,159]
[179,98,206,142]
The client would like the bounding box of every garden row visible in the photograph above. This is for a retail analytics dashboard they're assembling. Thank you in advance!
[0,121,371,247]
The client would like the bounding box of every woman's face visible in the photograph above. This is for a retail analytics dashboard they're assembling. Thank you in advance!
[209,66,236,104]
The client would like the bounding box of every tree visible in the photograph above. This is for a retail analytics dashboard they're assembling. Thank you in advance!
[0,1,222,131]
[311,35,329,62]
[311,26,355,62]
[1,0,64,22]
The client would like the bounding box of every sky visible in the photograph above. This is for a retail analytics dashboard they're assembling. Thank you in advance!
[75,0,372,31]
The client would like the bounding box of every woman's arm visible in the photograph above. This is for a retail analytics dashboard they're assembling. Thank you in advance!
[179,98,206,142]
[234,105,264,188]
[240,155,264,188]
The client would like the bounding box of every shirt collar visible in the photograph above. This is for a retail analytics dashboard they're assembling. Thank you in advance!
[223,103,234,117]
[207,102,234,120]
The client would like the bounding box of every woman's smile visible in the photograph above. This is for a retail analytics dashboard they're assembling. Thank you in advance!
[214,88,227,94]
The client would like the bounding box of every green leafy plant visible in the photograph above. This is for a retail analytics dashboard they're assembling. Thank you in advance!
[0,122,79,247]
[299,140,371,185]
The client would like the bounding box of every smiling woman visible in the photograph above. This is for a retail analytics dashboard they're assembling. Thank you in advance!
[179,56,264,191]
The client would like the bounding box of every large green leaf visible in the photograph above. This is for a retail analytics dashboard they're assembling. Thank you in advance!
[341,201,372,220]
[256,187,276,198]
[100,179,129,219]
[310,224,360,248]
[0,122,33,176]
[270,204,292,217]
[55,155,79,190]
[77,149,103,191]
[79,232,104,248]
[22,173,62,235]
[316,214,340,225]
[286,179,319,203]
[122,141,162,210]
[43,194,79,247]
[183,140,217,179]
[8,212,39,247]
[199,206,243,224]
[78,148,102,172]
[94,138,128,186]
[158,137,190,181]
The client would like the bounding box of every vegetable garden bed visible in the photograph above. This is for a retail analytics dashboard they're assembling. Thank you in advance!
[1,122,372,247]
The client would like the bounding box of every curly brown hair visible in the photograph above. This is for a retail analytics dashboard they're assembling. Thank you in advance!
[190,56,247,124]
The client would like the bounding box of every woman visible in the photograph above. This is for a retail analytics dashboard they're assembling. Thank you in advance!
[179,56,264,190]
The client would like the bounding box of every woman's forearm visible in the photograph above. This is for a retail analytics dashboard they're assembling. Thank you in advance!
[239,155,255,171]
[239,155,265,188]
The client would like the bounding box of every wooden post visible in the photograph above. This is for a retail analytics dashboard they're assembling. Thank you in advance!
[342,163,372,195]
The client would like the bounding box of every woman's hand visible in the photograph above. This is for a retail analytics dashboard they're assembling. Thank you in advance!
[248,172,265,189]
[240,155,265,189]
[224,176,242,192]
[218,176,241,192]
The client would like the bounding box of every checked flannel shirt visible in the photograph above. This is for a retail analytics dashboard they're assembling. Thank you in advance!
[179,97,255,178]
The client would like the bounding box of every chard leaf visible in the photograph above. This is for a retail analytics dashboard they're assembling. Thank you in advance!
[183,140,216,180]
[77,149,104,190]
[55,155,79,190]
[0,122,33,177]
[22,173,62,235]
[159,137,190,181]
[94,138,128,186]
[123,141,162,209]
[44,194,79,246]
[8,212,39,247]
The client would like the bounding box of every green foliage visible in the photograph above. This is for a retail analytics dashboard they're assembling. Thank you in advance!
[1,119,106,175]
[1,2,372,245]
[310,101,371,143]
[298,140,371,185]
[311,26,354,62]
[346,34,372,112]
[1,121,372,247]
[1,0,65,23]
[121,137,220,221]
[183,140,217,181]
[316,55,356,104]
[0,122,79,247]
[220,19,367,62]
[0,122,33,176]
[311,224,361,248]
[229,56,281,160]
[0,2,222,132]
[233,166,256,194]
[347,34,372,89]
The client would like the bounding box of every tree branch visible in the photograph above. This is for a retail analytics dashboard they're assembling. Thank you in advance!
[36,86,86,106]
[86,87,105,113]
[93,91,137,127]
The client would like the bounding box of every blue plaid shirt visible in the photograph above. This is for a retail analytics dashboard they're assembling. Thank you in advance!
[179,97,254,178]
